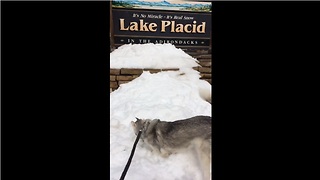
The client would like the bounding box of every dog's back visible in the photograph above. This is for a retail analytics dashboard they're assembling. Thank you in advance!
[156,116,211,148]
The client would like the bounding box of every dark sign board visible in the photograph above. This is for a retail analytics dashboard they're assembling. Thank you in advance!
[111,7,211,49]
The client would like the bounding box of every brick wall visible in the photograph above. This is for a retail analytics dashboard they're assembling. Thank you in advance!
[110,53,212,92]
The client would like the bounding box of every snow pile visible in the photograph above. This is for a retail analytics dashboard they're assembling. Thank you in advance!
[110,43,200,69]
[110,43,211,180]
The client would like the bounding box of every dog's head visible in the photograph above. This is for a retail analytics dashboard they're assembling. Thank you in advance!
[131,117,150,136]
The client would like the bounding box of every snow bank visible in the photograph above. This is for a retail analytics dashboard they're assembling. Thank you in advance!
[110,43,200,69]
[110,43,211,180]
[110,69,211,180]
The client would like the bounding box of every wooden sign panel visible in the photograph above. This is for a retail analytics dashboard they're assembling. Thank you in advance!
[111,1,211,49]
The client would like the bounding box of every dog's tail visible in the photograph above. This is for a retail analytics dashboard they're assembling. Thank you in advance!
[193,139,211,180]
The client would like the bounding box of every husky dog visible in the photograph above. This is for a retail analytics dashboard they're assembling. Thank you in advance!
[131,116,212,180]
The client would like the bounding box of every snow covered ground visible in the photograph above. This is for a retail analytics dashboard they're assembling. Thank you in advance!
[110,43,212,180]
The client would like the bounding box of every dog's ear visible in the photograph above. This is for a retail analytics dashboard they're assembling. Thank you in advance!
[135,117,140,121]
[142,120,151,132]
[131,121,135,127]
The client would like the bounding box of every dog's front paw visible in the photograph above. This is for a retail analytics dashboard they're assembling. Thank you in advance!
[161,153,170,158]
[159,149,171,158]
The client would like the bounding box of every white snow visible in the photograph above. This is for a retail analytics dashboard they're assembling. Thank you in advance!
[110,43,200,69]
[110,43,211,180]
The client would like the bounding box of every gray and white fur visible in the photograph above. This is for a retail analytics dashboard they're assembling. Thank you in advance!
[131,115,212,180]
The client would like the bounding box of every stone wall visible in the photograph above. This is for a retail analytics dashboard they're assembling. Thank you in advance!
[192,53,212,84]
[110,53,212,92]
